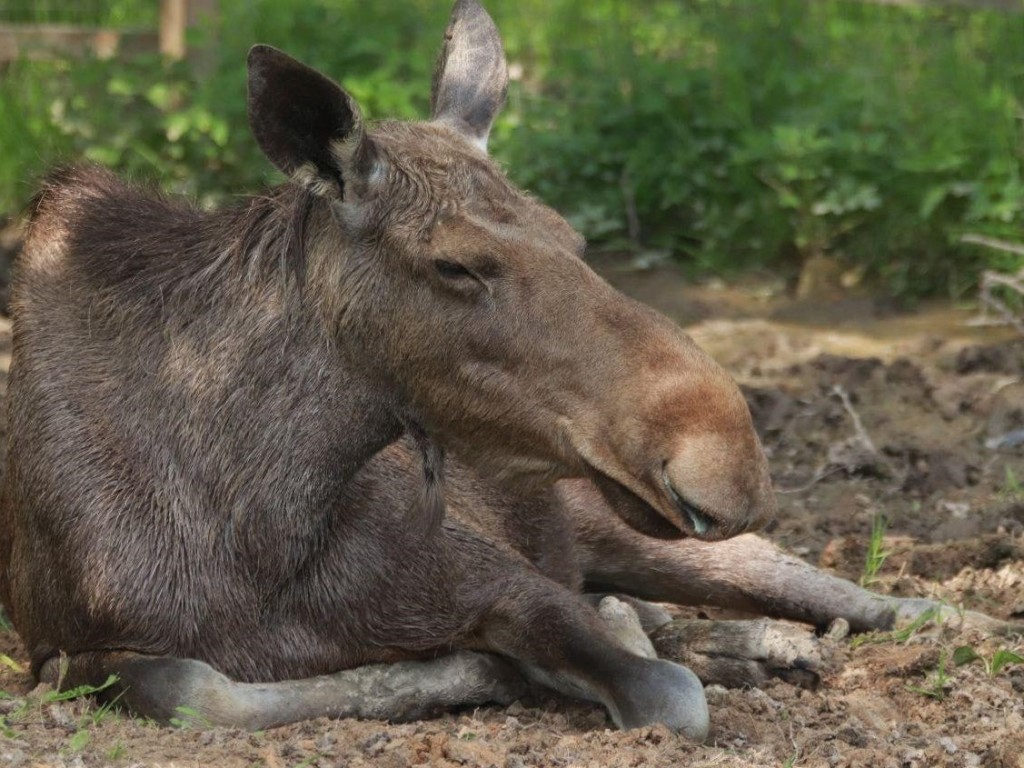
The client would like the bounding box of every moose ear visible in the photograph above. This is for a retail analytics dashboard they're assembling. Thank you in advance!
[430,0,508,151]
[247,45,374,197]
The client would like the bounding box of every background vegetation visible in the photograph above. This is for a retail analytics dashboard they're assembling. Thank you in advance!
[0,0,1022,298]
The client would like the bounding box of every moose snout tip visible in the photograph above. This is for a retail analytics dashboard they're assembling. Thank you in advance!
[661,449,777,541]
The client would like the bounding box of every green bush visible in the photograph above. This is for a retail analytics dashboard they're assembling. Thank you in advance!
[0,0,1021,297]
[0,0,445,205]
[499,0,1024,296]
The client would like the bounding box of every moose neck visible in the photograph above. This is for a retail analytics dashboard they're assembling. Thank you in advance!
[151,183,408,497]
[264,191,409,488]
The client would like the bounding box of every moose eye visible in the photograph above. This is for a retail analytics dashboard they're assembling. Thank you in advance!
[433,259,475,281]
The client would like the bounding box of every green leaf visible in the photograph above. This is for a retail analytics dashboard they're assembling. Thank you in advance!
[952,645,982,667]
[919,185,949,220]
[83,146,122,166]
[107,76,137,98]
[169,705,211,729]
[145,83,174,110]
[164,113,192,143]
[0,655,24,674]
[43,674,118,703]
[989,650,1024,676]
[210,119,229,148]
[778,189,801,209]
[905,683,945,701]
[68,730,90,752]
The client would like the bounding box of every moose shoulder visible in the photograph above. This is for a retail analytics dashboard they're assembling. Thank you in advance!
[0,0,989,742]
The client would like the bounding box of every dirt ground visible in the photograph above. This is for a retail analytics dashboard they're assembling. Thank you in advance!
[0,254,1022,767]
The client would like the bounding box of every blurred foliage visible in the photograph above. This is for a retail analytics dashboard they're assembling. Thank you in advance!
[0,0,156,25]
[0,0,1022,297]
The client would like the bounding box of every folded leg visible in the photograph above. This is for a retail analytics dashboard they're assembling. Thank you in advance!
[39,650,528,729]
[563,480,1020,635]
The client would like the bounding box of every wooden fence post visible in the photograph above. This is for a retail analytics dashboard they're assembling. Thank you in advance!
[159,0,187,59]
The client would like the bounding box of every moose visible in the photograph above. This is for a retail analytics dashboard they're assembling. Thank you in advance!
[0,0,1012,742]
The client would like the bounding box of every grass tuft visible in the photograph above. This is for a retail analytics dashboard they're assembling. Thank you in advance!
[860,512,890,587]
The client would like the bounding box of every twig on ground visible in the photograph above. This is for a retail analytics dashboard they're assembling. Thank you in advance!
[775,466,844,494]
[961,234,1024,335]
[776,386,891,492]
[827,385,892,478]
[833,385,876,453]
[960,234,1024,257]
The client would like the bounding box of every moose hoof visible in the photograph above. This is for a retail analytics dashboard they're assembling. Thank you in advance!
[651,617,825,690]
[892,597,1024,638]
[611,658,709,742]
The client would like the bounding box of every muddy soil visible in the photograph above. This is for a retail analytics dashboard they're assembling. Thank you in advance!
[0,259,1022,768]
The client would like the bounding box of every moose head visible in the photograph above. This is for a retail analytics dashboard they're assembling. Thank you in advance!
[245,0,775,541]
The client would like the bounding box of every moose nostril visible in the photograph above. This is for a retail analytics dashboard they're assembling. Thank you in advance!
[661,468,714,536]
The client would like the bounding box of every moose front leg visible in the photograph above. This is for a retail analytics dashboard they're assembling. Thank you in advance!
[567,483,1022,635]
[583,529,898,632]
[471,572,710,740]
[569,486,891,632]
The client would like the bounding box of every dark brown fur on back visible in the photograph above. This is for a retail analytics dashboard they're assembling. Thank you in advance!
[1,163,579,681]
